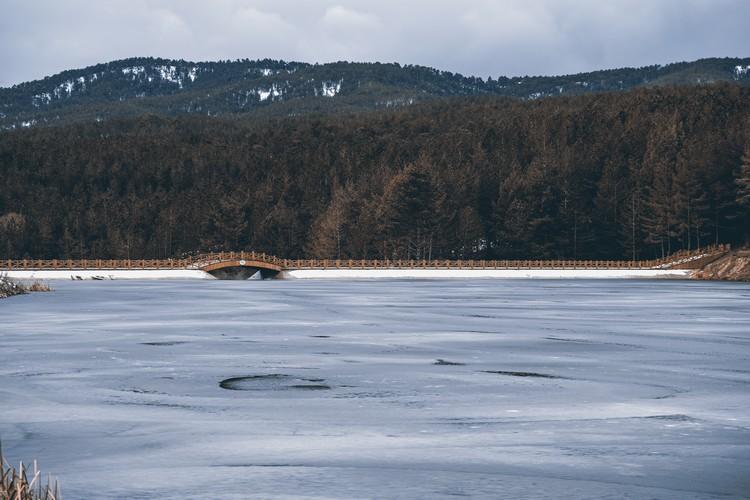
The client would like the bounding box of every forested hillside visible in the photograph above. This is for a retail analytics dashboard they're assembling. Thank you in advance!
[1,83,749,261]
[2,56,750,129]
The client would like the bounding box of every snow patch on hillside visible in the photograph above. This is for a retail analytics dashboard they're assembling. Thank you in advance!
[122,66,146,78]
[120,65,200,88]
[734,65,750,79]
[318,79,343,97]
[156,65,181,87]
[258,83,283,101]
[377,97,415,108]
[32,92,52,107]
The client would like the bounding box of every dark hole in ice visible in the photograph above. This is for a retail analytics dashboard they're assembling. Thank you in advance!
[641,414,698,422]
[481,370,563,379]
[220,374,287,389]
[544,337,593,344]
[141,341,188,346]
[309,335,331,338]
[434,359,466,366]
[123,388,163,394]
[219,374,331,391]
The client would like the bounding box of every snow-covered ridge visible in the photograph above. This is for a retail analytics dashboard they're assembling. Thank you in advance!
[31,64,203,107]
[122,64,200,89]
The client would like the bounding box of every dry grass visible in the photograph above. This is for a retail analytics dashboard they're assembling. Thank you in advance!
[0,276,52,298]
[0,444,61,500]
[27,282,52,293]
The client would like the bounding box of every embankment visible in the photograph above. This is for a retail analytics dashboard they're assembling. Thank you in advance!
[282,269,691,279]
[691,250,750,281]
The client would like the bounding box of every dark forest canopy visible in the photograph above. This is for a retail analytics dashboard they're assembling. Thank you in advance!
[1,83,750,261]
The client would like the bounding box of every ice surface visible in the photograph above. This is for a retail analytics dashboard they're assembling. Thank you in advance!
[1,280,749,499]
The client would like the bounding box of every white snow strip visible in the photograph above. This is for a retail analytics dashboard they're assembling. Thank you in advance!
[4,270,214,280]
[282,269,691,279]
[3,268,691,280]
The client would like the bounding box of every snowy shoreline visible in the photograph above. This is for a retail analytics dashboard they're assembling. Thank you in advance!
[3,268,692,280]
[282,269,692,279]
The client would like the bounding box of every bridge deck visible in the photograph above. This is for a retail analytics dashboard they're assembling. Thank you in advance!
[0,245,729,272]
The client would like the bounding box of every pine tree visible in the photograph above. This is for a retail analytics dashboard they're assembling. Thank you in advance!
[307,183,355,259]
[377,162,437,259]
[736,148,750,243]
[737,149,750,212]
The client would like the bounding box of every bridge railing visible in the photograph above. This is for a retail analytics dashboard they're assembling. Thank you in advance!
[0,244,729,271]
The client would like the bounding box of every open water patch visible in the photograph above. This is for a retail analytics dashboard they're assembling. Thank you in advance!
[481,370,564,379]
[219,374,331,391]
[434,359,466,366]
[140,341,189,346]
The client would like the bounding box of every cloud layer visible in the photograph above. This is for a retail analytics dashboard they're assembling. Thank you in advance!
[2,0,749,86]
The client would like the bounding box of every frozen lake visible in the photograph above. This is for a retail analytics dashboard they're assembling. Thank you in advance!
[1,279,749,499]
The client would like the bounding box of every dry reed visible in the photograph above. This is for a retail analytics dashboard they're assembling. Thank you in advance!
[0,276,52,298]
[0,443,61,500]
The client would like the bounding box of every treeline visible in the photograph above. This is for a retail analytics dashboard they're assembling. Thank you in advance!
[4,56,750,130]
[1,83,749,260]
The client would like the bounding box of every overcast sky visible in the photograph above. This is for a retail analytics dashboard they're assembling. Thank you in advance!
[1,0,749,87]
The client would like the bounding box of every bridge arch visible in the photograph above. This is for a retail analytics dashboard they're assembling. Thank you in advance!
[198,259,282,280]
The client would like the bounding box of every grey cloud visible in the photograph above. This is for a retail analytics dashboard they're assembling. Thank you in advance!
[1,0,749,87]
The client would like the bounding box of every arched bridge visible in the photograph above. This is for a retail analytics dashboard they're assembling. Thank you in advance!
[191,252,283,279]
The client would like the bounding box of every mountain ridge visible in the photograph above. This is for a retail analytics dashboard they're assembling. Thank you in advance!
[2,56,750,129]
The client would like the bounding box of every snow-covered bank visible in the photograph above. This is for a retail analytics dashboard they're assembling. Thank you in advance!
[3,269,213,280]
[283,268,692,279]
[0,276,26,298]
[4,268,692,280]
